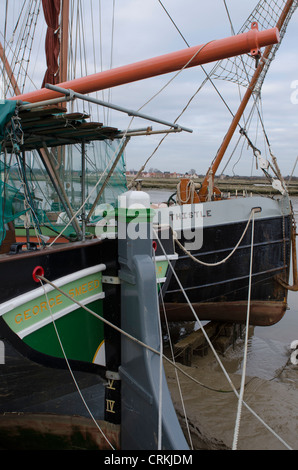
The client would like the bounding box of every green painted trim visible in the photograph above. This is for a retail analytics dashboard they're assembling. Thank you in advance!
[117,207,155,222]
[155,260,168,279]
[24,299,105,364]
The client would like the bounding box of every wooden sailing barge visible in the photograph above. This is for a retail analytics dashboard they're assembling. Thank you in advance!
[0,0,296,450]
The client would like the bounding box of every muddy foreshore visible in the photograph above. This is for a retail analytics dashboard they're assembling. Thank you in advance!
[164,329,298,451]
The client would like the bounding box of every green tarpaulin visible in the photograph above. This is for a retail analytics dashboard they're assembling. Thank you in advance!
[0,100,22,245]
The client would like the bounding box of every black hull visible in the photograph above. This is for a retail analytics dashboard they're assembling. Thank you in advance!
[0,231,183,450]
[163,213,291,326]
[0,337,120,450]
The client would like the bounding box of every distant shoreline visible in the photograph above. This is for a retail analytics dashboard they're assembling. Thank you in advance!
[127,176,298,195]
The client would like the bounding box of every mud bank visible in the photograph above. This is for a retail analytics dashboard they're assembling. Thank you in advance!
[165,339,298,450]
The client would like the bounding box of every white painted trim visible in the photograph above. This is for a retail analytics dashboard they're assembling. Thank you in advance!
[154,254,178,262]
[154,196,289,231]
[102,275,121,285]
[92,340,106,366]
[18,291,105,339]
[0,264,106,317]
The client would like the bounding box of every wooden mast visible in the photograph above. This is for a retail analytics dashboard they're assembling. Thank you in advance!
[60,0,69,84]
[198,0,296,201]
[10,25,279,104]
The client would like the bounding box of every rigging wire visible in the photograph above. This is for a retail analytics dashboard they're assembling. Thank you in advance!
[47,117,136,246]
[36,251,293,451]
[153,228,293,451]
[1,0,8,95]
[90,0,100,122]
[157,0,236,120]
[220,0,289,177]
[157,0,190,47]
[107,0,116,126]
[223,0,235,34]
[157,0,280,178]
[39,278,115,450]
[157,262,194,449]
[1,0,42,97]
[154,249,165,451]
[36,273,239,395]
[98,0,107,123]
[128,41,217,187]
[1,1,295,449]
[222,0,248,131]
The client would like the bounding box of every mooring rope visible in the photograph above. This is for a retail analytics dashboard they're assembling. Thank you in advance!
[36,248,293,451]
[38,278,116,450]
[153,228,293,451]
[36,274,237,393]
[157,257,194,450]
[153,250,164,451]
[232,209,255,450]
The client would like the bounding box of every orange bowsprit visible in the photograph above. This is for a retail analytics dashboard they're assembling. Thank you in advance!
[11,24,279,104]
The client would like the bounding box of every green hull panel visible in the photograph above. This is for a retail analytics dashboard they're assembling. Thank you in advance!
[23,299,104,364]
[1,267,106,366]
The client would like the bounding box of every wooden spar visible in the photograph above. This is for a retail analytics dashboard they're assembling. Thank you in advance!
[0,42,21,96]
[10,25,279,104]
[199,0,295,200]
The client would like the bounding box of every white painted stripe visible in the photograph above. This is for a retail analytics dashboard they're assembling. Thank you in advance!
[155,196,289,231]
[154,254,178,262]
[157,277,167,284]
[18,291,105,339]
[92,340,106,366]
[0,264,106,317]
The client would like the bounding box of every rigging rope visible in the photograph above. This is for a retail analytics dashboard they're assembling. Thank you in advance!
[48,117,134,246]
[36,253,293,451]
[155,0,277,184]
[128,40,216,188]
[157,0,190,47]
[213,0,298,91]
[153,230,293,450]
[107,0,116,126]
[157,0,296,180]
[2,0,41,96]
[155,254,164,451]
[36,270,251,399]
[157,0,236,120]
[38,278,115,450]
[232,209,255,450]
[174,208,257,267]
[156,253,194,449]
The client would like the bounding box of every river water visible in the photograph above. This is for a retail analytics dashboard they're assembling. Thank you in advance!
[148,189,298,451]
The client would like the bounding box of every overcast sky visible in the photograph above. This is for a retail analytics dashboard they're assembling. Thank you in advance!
[3,0,298,177]
[96,0,298,177]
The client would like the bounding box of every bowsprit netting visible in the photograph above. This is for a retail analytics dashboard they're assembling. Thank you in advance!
[211,0,298,93]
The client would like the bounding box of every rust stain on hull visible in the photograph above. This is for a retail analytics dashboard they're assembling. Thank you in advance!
[162,300,287,326]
